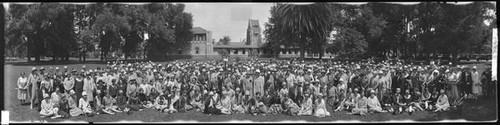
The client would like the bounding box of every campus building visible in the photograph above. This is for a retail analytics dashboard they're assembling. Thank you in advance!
[167,19,327,60]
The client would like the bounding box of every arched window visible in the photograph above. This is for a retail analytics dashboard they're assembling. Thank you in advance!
[195,47,200,54]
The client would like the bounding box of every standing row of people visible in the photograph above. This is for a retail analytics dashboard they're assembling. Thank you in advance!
[16,59,495,119]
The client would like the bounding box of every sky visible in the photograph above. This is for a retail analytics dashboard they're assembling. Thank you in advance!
[183,3,274,43]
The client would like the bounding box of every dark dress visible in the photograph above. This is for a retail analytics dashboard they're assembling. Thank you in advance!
[204,97,221,115]
[58,98,70,118]
[74,78,84,105]
[108,85,118,98]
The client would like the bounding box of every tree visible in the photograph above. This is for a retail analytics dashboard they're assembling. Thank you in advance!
[273,3,332,59]
[326,28,368,58]
[219,36,231,45]
[92,7,130,62]
[217,49,230,58]
[145,3,193,61]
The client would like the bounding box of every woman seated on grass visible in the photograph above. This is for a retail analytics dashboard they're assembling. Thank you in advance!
[204,91,222,115]
[94,90,115,115]
[218,90,232,115]
[40,93,62,118]
[68,90,83,117]
[334,89,352,112]
[434,89,450,112]
[313,93,331,117]
[79,92,95,117]
[347,91,368,116]
[403,89,414,115]
[154,91,170,112]
[191,89,206,112]
[367,90,386,114]
[297,93,313,116]
[103,91,123,114]
[283,96,300,116]
[410,91,425,111]
[266,91,283,114]
[116,90,128,111]
[164,88,179,114]
[252,92,268,116]
[231,88,246,114]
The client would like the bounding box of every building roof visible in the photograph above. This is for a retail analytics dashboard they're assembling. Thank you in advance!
[213,42,261,49]
[191,27,208,34]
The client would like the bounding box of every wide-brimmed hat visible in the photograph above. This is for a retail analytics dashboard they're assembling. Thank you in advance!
[43,93,49,98]
[70,90,76,95]
[82,91,88,96]
[32,67,37,70]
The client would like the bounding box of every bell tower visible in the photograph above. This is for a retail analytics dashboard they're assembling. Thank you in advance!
[246,19,262,46]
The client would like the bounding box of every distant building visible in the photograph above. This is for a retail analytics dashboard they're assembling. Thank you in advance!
[213,19,265,58]
[166,27,215,59]
[166,20,326,60]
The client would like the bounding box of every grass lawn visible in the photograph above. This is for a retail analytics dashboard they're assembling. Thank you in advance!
[3,61,497,123]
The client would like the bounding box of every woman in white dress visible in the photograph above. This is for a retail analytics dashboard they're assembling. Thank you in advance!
[17,72,28,104]
[313,93,331,117]
[40,93,60,118]
[471,66,482,99]
[297,93,313,116]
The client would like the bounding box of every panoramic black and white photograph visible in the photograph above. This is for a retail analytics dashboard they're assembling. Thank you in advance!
[2,2,498,123]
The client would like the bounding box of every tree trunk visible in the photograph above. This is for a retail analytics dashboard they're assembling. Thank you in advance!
[100,51,104,62]
[27,42,31,62]
[300,42,305,60]
[83,51,86,62]
[79,51,82,62]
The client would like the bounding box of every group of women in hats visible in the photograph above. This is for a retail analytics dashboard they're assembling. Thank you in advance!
[16,59,495,119]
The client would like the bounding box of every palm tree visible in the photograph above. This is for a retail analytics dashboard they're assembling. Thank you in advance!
[275,3,331,59]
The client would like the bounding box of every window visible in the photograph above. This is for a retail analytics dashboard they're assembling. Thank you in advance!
[178,48,182,54]
[242,49,246,54]
[195,47,200,54]
[234,49,238,54]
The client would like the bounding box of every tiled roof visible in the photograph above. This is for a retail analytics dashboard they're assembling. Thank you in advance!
[191,27,208,34]
[213,42,261,49]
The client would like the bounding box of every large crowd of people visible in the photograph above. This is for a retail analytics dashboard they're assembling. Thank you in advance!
[15,59,495,119]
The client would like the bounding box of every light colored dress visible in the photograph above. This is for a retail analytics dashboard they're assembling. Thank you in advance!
[68,96,83,116]
[313,98,331,117]
[435,94,450,111]
[298,97,313,116]
[366,96,383,112]
[17,77,28,100]
[471,71,482,95]
[40,99,58,116]
[83,78,95,102]
[79,98,92,113]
